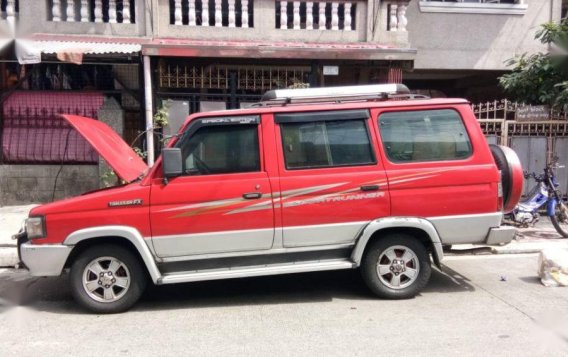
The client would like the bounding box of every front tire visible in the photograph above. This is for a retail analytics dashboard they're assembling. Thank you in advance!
[70,244,147,313]
[361,234,431,299]
[551,201,568,238]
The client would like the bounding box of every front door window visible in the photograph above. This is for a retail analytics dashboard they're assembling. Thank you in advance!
[178,124,260,176]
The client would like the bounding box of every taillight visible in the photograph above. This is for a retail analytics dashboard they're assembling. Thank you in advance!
[497,178,504,211]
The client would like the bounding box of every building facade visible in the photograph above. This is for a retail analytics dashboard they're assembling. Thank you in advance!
[0,0,563,204]
[406,0,562,100]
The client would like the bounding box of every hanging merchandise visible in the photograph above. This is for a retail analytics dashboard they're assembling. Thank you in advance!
[16,39,42,64]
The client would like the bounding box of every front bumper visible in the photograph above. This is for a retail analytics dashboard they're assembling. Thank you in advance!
[485,226,517,245]
[20,242,73,276]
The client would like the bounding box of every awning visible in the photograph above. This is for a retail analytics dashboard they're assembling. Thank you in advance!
[142,39,417,61]
[16,39,142,65]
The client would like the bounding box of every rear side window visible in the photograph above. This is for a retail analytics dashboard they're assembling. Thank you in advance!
[280,119,375,169]
[378,109,472,163]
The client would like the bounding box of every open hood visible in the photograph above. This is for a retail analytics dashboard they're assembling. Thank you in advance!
[61,115,148,182]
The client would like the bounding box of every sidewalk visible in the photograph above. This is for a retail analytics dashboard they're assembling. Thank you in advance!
[1,205,567,268]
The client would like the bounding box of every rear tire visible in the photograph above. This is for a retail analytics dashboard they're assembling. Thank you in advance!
[551,201,568,238]
[361,234,431,299]
[70,244,147,314]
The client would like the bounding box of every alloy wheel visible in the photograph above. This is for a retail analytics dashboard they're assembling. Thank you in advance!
[376,245,420,290]
[82,256,131,303]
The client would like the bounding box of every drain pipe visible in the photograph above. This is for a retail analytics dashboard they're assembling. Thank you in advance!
[143,55,155,167]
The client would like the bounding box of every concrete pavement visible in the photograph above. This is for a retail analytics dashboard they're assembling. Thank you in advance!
[1,254,567,356]
[1,204,567,268]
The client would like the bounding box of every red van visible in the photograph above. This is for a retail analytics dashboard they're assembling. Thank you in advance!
[17,84,523,313]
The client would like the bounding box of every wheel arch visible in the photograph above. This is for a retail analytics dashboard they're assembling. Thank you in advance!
[63,226,161,283]
[351,218,444,268]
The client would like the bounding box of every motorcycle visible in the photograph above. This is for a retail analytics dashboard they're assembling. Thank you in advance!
[504,160,568,238]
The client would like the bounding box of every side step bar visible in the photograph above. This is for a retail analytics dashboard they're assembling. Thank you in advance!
[157,259,355,285]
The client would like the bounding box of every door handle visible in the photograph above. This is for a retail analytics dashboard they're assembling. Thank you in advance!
[243,192,262,199]
[360,185,380,192]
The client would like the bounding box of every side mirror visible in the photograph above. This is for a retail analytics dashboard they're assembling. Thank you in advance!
[162,148,183,182]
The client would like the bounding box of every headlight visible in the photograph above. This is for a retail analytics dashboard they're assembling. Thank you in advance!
[26,216,46,239]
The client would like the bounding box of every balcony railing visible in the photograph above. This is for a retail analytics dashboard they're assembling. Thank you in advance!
[48,0,135,23]
[170,0,253,28]
[158,0,412,46]
[424,0,521,3]
[386,1,407,32]
[1,0,17,21]
[5,1,411,47]
[275,1,356,31]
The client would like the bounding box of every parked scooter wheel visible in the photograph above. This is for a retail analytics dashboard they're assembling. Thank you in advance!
[551,201,568,238]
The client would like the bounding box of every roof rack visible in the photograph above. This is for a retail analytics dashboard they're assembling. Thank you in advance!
[254,84,424,107]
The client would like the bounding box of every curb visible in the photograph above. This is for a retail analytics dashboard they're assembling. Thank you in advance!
[491,248,544,255]
[445,247,544,256]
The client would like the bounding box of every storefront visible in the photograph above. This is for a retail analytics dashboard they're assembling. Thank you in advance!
[142,38,415,138]
[0,38,143,204]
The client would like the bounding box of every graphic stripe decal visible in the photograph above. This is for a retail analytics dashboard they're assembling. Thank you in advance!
[159,170,452,218]
[226,183,348,215]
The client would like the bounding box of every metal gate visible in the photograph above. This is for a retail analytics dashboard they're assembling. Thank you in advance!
[473,100,568,197]
[510,137,548,194]
[555,137,568,195]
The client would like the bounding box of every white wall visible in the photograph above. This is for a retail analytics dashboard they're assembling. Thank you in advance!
[406,0,561,70]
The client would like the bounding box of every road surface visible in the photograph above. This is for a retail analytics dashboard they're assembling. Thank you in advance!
[1,254,567,356]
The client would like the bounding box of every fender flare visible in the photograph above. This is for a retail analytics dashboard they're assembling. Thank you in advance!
[351,217,444,267]
[64,226,162,283]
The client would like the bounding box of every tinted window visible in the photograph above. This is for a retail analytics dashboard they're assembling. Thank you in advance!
[281,120,375,169]
[378,109,472,163]
[177,125,260,175]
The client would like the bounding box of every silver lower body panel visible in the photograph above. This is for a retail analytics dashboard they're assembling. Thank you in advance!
[283,221,367,247]
[152,228,274,257]
[429,212,503,244]
[20,242,72,276]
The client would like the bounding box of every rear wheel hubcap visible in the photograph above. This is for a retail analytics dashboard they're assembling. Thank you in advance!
[377,245,420,290]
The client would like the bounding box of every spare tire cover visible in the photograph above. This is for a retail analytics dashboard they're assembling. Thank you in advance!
[490,144,524,213]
